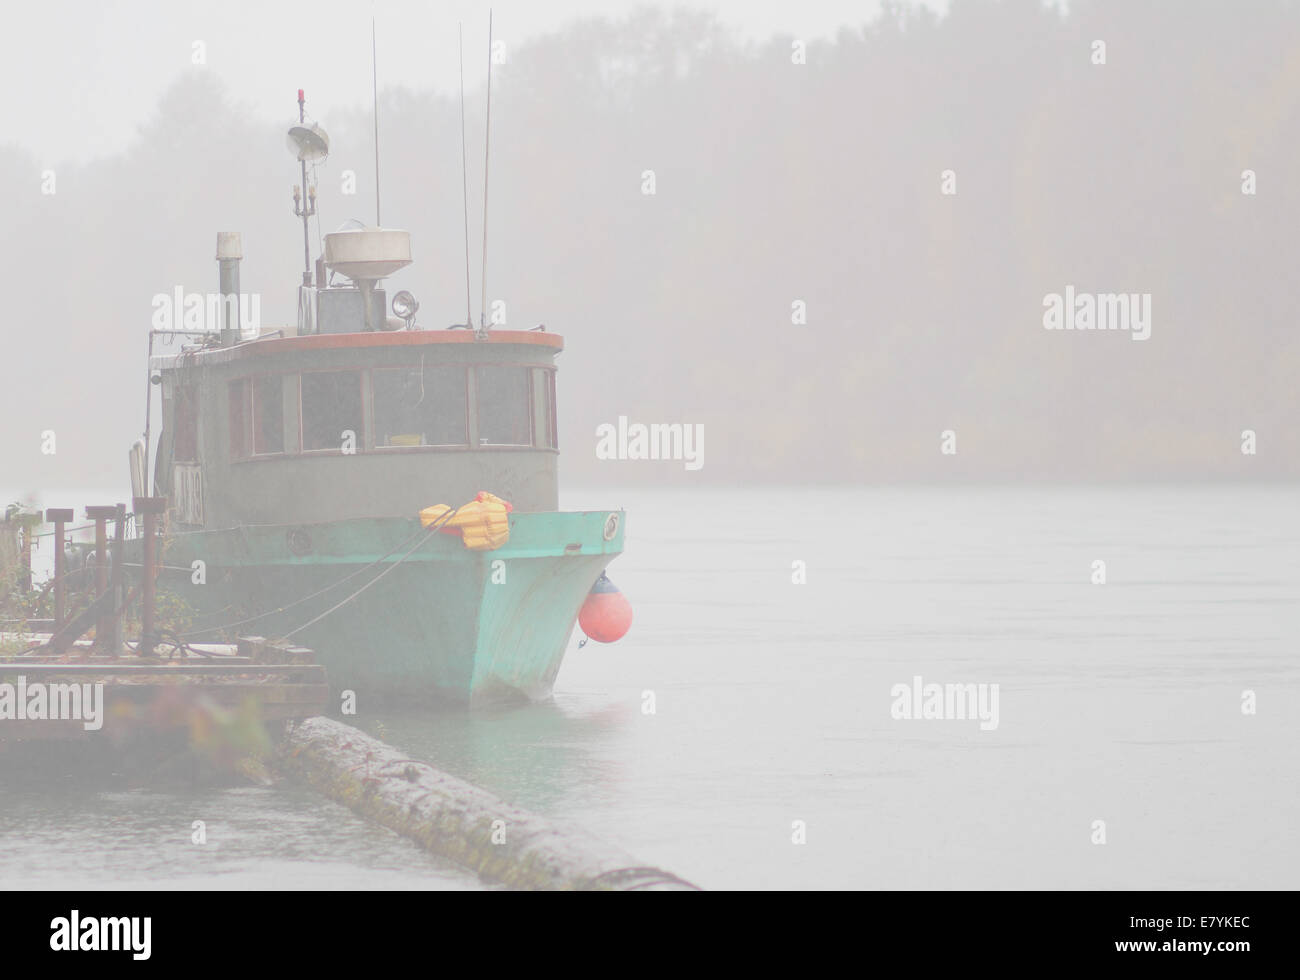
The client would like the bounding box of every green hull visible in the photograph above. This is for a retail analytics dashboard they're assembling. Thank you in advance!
[157,510,625,705]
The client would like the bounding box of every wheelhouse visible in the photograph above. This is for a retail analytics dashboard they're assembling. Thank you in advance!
[150,330,563,529]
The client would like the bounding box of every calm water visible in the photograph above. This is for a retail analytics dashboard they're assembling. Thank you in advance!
[3,486,1297,889]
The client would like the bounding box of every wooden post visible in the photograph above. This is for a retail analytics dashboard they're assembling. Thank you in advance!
[110,503,126,654]
[16,516,36,593]
[133,497,167,657]
[45,508,74,629]
[86,506,117,649]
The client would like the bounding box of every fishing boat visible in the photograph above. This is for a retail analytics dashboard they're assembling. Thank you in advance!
[129,91,630,705]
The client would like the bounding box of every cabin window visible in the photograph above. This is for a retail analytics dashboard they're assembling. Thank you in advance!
[547,370,558,449]
[253,374,285,455]
[228,380,249,459]
[173,385,199,462]
[533,368,557,450]
[301,370,362,452]
[475,365,532,447]
[372,365,468,448]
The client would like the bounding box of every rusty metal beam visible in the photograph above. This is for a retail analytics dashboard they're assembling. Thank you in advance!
[85,505,117,648]
[45,508,73,629]
[132,497,167,657]
[3,663,325,677]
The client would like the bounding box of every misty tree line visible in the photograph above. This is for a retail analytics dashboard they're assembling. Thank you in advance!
[3,0,1298,487]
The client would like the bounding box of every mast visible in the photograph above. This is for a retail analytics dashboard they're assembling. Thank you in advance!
[478,10,493,338]
[459,23,473,329]
[372,19,382,227]
[293,90,318,287]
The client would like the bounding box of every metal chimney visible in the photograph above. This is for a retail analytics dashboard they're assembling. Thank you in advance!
[216,232,242,347]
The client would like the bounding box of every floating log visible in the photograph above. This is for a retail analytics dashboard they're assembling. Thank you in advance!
[276,716,699,891]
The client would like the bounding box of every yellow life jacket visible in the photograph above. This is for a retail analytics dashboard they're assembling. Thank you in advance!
[419,491,512,551]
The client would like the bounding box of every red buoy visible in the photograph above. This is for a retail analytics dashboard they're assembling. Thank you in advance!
[578,572,632,643]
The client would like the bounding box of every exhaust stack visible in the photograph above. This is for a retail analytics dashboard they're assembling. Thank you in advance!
[216,231,242,347]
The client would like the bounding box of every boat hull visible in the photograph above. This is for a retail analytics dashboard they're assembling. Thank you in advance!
[153,510,625,706]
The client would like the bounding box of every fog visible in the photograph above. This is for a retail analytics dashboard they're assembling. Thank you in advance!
[2,0,1296,493]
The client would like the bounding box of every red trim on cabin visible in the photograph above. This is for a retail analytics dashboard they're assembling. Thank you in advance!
[193,330,563,365]
[282,330,562,350]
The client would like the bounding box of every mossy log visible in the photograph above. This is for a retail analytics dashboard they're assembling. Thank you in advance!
[276,716,699,891]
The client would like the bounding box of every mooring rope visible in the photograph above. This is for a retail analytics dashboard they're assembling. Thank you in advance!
[277,506,461,641]
[176,517,441,639]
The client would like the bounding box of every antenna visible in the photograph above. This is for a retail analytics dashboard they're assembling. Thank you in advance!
[372,18,382,227]
[459,23,473,329]
[478,9,493,336]
[288,91,328,287]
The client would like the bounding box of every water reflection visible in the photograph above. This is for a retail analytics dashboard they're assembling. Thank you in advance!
[355,693,630,814]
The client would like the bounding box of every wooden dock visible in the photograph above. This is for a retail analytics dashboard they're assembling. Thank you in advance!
[3,501,328,754]
[0,638,328,744]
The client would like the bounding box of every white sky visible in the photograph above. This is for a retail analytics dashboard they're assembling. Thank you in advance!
[0,0,949,165]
